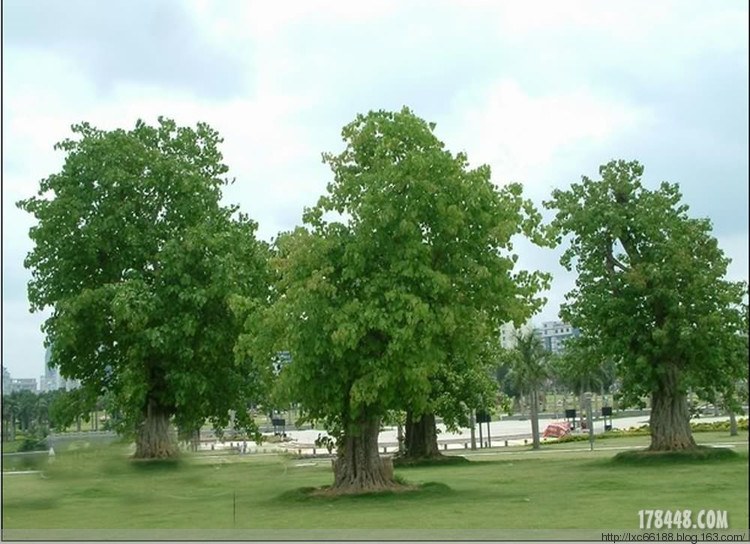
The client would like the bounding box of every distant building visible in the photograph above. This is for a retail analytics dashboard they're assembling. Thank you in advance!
[10,378,38,394]
[2,366,11,395]
[40,346,80,392]
[2,367,38,394]
[40,347,62,391]
[40,347,60,391]
[535,321,580,354]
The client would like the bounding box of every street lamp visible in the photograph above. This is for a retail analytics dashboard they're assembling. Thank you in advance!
[584,391,594,451]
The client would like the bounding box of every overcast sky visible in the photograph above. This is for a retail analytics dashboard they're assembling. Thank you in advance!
[3,0,748,381]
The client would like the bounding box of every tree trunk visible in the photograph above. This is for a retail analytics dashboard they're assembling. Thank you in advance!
[134,399,178,459]
[403,411,442,459]
[331,416,396,493]
[530,389,541,449]
[648,364,696,451]
[729,410,738,436]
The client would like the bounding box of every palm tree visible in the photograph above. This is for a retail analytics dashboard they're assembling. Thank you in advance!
[2,395,18,442]
[504,331,549,450]
[15,390,38,433]
[551,338,616,416]
[35,393,51,431]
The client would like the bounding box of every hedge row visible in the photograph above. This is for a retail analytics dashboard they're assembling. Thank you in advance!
[554,418,748,443]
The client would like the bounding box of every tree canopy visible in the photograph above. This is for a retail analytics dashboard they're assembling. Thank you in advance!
[17,117,270,458]
[545,159,748,450]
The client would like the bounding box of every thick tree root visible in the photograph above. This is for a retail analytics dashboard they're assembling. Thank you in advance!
[648,365,697,452]
[328,416,401,494]
[134,406,179,459]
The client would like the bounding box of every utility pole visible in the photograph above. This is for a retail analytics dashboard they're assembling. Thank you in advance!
[469,409,477,450]
[585,391,594,451]
[397,423,404,454]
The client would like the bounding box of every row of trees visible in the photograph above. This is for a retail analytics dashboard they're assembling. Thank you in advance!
[2,390,57,442]
[18,110,748,493]
[2,389,116,442]
[1,389,102,444]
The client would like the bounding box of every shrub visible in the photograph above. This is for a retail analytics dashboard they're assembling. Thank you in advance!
[690,418,748,432]
[18,436,47,452]
[553,418,747,444]
[556,434,591,443]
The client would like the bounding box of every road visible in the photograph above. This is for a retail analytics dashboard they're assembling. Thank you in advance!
[205,414,736,454]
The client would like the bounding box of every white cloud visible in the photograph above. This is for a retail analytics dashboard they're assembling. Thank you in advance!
[454,0,673,40]
[188,0,400,41]
[718,232,750,284]
[445,80,649,195]
[5,53,323,237]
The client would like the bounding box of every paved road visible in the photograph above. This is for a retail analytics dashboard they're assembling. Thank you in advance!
[203,414,736,454]
[286,414,737,445]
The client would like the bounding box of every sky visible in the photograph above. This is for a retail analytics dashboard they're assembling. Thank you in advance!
[2,0,748,381]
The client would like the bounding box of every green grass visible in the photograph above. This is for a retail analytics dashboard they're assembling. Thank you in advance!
[392,454,472,467]
[1,440,25,454]
[2,432,747,539]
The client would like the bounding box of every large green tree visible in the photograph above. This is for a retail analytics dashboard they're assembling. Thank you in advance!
[247,108,547,492]
[545,160,747,451]
[18,118,270,459]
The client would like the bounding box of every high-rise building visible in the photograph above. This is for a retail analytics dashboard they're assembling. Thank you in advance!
[536,321,580,354]
[40,346,80,392]
[40,346,62,392]
[2,366,11,395]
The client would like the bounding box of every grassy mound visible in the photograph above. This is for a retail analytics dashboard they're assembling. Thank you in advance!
[277,480,452,501]
[612,446,740,465]
[128,457,183,471]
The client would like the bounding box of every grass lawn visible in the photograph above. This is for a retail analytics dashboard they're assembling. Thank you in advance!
[2,432,748,540]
